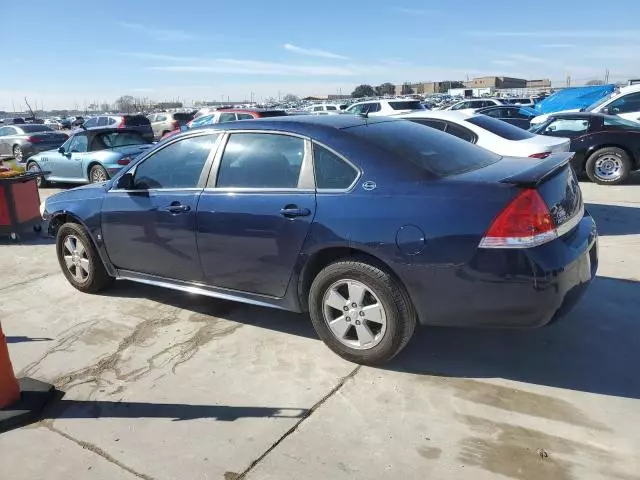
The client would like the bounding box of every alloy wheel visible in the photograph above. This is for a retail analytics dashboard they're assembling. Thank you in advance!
[28,163,43,187]
[62,235,91,283]
[13,146,22,162]
[91,168,107,183]
[322,279,387,350]
[594,154,623,181]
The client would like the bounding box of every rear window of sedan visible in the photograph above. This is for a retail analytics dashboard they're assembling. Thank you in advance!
[348,120,501,176]
[465,115,536,140]
[19,124,54,133]
[389,101,424,110]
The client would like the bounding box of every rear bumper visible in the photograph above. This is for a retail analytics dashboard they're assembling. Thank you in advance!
[406,214,598,328]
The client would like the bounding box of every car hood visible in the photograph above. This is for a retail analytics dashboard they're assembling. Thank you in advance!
[531,109,581,124]
[46,182,108,205]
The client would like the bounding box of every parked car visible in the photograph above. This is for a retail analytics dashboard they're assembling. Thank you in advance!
[501,98,535,107]
[77,115,154,142]
[530,112,640,185]
[443,98,504,112]
[41,115,597,364]
[44,118,63,130]
[0,124,68,162]
[148,112,195,140]
[60,116,84,129]
[399,111,570,158]
[474,105,538,129]
[161,109,287,140]
[345,99,424,116]
[25,128,152,186]
[306,104,343,113]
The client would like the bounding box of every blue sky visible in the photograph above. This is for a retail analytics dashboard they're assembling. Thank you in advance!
[3,0,640,109]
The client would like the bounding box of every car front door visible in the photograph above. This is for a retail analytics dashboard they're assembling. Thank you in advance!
[196,131,316,297]
[101,133,219,281]
[47,133,86,179]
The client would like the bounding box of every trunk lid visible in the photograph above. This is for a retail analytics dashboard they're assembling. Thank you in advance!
[27,132,68,144]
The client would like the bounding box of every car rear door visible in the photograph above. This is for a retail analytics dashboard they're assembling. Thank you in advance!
[101,133,220,281]
[196,131,316,297]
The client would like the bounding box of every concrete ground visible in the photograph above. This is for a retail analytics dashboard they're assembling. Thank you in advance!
[1,178,639,480]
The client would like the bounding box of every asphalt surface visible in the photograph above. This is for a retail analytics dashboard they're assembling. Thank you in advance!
[0,177,639,480]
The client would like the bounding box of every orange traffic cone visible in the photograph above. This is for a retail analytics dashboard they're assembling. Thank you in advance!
[0,322,54,433]
[0,324,20,407]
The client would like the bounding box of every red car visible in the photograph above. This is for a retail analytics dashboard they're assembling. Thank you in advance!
[160,109,287,140]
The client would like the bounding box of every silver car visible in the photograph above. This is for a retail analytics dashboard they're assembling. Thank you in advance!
[0,124,68,162]
[148,112,194,140]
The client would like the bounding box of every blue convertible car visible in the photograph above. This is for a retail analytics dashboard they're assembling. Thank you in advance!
[41,115,598,364]
[25,128,153,186]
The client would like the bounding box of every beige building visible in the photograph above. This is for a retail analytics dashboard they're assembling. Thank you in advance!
[526,79,552,88]
[394,82,446,95]
[465,76,527,89]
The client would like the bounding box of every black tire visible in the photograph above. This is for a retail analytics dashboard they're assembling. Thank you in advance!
[89,164,109,183]
[12,145,23,162]
[26,161,47,187]
[308,258,416,365]
[56,222,114,293]
[585,147,631,185]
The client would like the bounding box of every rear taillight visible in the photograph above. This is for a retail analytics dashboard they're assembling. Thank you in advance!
[529,152,551,159]
[479,189,557,248]
[172,120,180,129]
[27,136,45,143]
[117,157,132,166]
[117,117,125,128]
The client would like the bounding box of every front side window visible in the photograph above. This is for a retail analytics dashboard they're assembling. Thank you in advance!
[388,100,423,110]
[366,103,381,113]
[313,144,358,190]
[237,113,254,120]
[133,134,218,189]
[216,133,304,188]
[347,104,367,114]
[608,92,640,114]
[450,102,469,110]
[155,115,167,122]
[68,135,88,153]
[603,116,640,129]
[540,118,589,136]
[465,115,536,140]
[97,117,108,127]
[83,118,98,128]
[481,107,504,118]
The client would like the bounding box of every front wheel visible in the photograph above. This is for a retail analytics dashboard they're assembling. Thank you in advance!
[585,147,631,185]
[308,259,416,365]
[56,222,114,293]
[26,162,47,187]
[89,164,109,183]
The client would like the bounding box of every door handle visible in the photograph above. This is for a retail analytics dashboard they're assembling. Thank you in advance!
[166,203,191,213]
[280,206,311,218]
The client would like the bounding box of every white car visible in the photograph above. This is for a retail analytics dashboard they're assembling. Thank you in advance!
[345,99,424,116]
[399,110,570,158]
[531,84,640,125]
[306,104,343,113]
[443,98,504,112]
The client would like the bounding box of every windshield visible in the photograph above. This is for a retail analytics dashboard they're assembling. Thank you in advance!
[348,119,501,176]
[465,115,536,140]
[388,101,424,110]
[585,91,616,111]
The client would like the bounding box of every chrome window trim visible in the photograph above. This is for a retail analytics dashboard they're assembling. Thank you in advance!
[205,130,311,191]
[556,204,585,237]
[311,140,362,193]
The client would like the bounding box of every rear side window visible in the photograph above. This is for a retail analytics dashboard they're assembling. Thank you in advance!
[216,133,304,188]
[219,113,237,123]
[256,110,287,118]
[465,115,536,140]
[124,115,151,126]
[444,122,477,143]
[133,135,218,189]
[389,101,423,110]
[410,119,446,131]
[237,113,254,120]
[313,144,358,190]
[173,113,194,123]
[348,120,500,177]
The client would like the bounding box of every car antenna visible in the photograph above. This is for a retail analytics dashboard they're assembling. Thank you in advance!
[357,112,369,122]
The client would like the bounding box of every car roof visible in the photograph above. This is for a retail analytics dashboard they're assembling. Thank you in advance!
[401,110,474,121]
[74,127,143,135]
[217,108,285,114]
[619,84,640,94]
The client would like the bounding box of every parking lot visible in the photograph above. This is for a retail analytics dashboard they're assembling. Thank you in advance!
[1,178,639,480]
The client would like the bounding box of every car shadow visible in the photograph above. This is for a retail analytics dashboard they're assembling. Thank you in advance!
[385,275,640,400]
[586,202,640,235]
[0,230,54,245]
[104,280,318,340]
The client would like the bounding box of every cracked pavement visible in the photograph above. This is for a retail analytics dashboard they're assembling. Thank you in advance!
[1,182,640,480]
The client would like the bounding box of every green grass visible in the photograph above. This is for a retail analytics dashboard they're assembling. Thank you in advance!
[2,159,25,172]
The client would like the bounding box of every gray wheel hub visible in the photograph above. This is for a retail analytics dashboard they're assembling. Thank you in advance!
[91,168,107,183]
[322,279,387,350]
[594,154,623,181]
[62,235,90,282]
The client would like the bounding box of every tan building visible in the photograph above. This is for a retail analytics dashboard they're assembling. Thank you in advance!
[465,76,527,89]
[526,79,552,88]
[394,82,445,95]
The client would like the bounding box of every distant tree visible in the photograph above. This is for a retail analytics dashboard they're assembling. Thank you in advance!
[352,84,375,98]
[438,81,465,93]
[400,83,414,95]
[282,93,300,102]
[586,79,605,86]
[378,82,395,96]
[115,95,135,113]
[100,103,110,112]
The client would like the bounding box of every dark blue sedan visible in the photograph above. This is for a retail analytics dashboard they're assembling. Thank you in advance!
[41,115,598,364]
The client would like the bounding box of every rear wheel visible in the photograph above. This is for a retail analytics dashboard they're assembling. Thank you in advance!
[12,145,23,162]
[585,147,631,185]
[89,164,109,183]
[26,161,47,187]
[308,259,416,365]
[56,223,114,293]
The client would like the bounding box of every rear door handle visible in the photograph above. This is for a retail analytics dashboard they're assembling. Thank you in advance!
[280,206,311,218]
[166,203,191,213]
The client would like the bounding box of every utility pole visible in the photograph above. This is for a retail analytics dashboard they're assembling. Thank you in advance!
[604,68,610,84]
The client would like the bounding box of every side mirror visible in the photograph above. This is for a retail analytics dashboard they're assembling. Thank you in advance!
[601,107,610,115]
[115,172,134,190]
[58,146,65,154]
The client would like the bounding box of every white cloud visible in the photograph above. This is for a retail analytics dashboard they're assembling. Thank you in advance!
[491,60,516,66]
[466,30,640,39]
[505,53,546,63]
[283,43,349,60]
[153,59,355,76]
[117,22,196,41]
